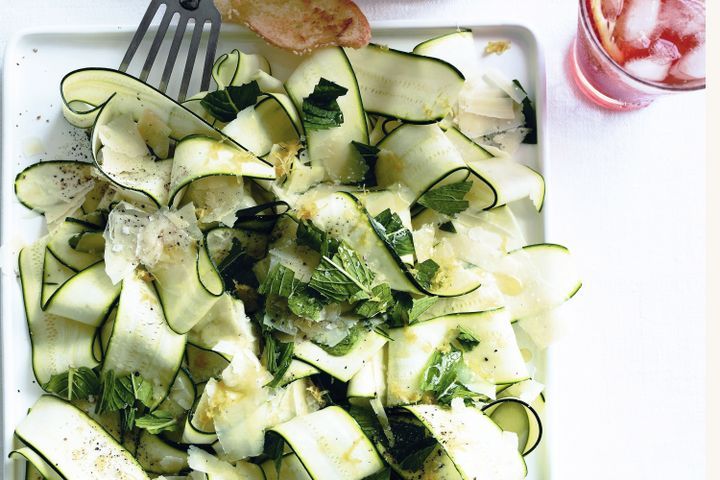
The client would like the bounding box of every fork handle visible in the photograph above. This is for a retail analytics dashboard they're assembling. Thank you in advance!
[180,0,200,10]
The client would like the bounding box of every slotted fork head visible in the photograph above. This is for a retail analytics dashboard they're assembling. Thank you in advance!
[120,0,221,101]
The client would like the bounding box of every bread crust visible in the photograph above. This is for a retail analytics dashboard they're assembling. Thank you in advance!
[215,0,371,54]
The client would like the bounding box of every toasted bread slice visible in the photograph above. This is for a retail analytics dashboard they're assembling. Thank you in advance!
[215,0,371,54]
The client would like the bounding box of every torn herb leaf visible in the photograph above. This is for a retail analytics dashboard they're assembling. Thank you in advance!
[420,348,477,405]
[287,287,324,321]
[351,141,380,186]
[388,293,438,327]
[417,181,473,215]
[455,326,480,351]
[201,81,261,122]
[302,78,348,131]
[259,264,301,298]
[43,367,100,401]
[439,221,457,233]
[309,243,374,303]
[318,324,364,356]
[355,283,394,318]
[97,371,154,414]
[263,431,285,476]
[296,219,340,257]
[135,410,177,434]
[372,209,415,257]
[264,334,294,388]
[217,238,259,296]
[414,259,440,290]
[512,79,537,144]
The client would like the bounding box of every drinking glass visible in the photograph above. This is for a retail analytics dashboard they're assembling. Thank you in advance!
[572,0,705,110]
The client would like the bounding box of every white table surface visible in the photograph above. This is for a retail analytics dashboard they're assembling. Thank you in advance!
[0,1,706,479]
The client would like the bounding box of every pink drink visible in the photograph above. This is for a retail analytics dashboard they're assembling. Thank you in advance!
[573,0,705,110]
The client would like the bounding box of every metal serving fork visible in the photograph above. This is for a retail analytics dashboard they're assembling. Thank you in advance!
[119,0,221,101]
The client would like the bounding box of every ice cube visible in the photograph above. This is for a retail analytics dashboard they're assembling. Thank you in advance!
[660,0,705,39]
[616,0,661,47]
[649,39,681,63]
[670,43,705,80]
[601,0,624,21]
[624,57,671,82]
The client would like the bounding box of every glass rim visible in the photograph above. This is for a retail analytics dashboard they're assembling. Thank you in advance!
[578,0,705,92]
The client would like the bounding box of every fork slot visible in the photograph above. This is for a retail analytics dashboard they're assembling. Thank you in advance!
[140,5,178,82]
[120,0,162,72]
[158,14,190,94]
[177,18,205,102]
[200,19,221,92]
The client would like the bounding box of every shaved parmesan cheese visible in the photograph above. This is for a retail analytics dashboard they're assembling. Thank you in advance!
[97,115,149,158]
[103,202,201,283]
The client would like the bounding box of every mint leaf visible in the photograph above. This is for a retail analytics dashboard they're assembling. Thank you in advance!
[417,181,472,215]
[355,283,393,318]
[372,209,415,257]
[97,371,154,414]
[43,367,100,401]
[302,78,348,131]
[260,264,323,321]
[309,244,374,303]
[97,370,135,414]
[217,238,260,295]
[512,79,537,144]
[388,293,438,327]
[264,335,294,388]
[287,287,324,321]
[351,141,380,186]
[263,431,285,476]
[201,81,262,122]
[439,221,456,233]
[296,219,340,257]
[259,264,301,297]
[135,410,177,434]
[318,324,364,356]
[420,348,477,405]
[455,326,480,351]
[414,259,440,290]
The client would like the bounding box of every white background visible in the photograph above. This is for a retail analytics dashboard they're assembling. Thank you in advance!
[0,1,706,479]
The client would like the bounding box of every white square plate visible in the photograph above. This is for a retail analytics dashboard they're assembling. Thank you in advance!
[1,22,548,479]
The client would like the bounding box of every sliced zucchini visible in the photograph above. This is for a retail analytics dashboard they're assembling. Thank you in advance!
[482,398,543,456]
[135,430,189,475]
[14,160,96,224]
[463,149,545,212]
[345,44,465,122]
[404,403,526,480]
[19,239,98,386]
[412,29,479,78]
[152,241,221,334]
[103,271,186,408]
[347,345,386,401]
[11,448,59,480]
[278,359,320,387]
[187,445,265,480]
[286,47,369,183]
[293,330,387,382]
[212,49,270,90]
[303,190,480,297]
[387,309,528,406]
[41,247,75,306]
[14,395,148,479]
[169,135,275,204]
[185,343,231,383]
[270,406,385,480]
[498,244,582,320]
[376,124,469,202]
[42,260,120,327]
[261,453,311,480]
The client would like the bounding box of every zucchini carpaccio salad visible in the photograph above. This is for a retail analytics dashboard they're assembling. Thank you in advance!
[12,29,580,480]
